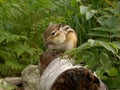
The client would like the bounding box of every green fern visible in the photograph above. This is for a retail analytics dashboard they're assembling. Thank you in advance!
[0,30,42,76]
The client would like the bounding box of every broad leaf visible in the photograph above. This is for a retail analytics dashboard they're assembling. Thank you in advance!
[92,27,110,32]
[98,41,118,54]
[88,31,110,37]
[80,6,88,14]
[86,10,97,20]
[111,33,120,38]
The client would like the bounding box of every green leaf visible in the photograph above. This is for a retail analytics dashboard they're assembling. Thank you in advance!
[108,67,118,77]
[86,11,93,20]
[97,17,106,27]
[98,41,118,54]
[26,48,36,55]
[0,83,16,90]
[14,43,30,57]
[78,41,93,50]
[112,41,120,49]
[105,16,118,28]
[99,52,112,69]
[86,10,97,20]
[80,6,88,14]
[104,78,119,89]
[0,36,6,43]
[6,59,25,70]
[110,25,120,33]
[111,33,120,38]
[88,31,110,37]
[92,27,110,32]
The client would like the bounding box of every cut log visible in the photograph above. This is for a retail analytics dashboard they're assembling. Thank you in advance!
[37,50,108,90]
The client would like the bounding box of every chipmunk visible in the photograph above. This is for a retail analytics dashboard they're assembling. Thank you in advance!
[39,23,77,75]
[43,23,77,51]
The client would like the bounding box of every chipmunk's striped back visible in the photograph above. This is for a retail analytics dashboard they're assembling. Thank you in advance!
[58,24,75,34]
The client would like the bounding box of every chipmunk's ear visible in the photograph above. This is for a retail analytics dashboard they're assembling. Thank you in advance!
[58,23,62,30]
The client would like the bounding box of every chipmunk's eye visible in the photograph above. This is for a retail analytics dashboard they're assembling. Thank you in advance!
[51,31,56,36]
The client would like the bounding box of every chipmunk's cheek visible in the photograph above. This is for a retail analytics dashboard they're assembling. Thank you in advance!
[54,34,66,44]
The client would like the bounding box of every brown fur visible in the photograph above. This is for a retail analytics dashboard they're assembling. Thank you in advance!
[39,50,63,75]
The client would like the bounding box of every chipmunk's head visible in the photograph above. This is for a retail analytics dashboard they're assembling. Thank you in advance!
[43,23,66,49]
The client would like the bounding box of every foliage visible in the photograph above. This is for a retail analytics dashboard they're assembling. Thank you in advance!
[0,80,16,90]
[0,0,43,76]
[0,30,42,76]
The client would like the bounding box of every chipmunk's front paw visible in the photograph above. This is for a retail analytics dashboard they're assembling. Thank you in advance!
[61,55,73,60]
